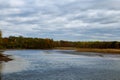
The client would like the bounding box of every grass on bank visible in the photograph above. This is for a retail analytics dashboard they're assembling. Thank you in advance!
[55,47,120,54]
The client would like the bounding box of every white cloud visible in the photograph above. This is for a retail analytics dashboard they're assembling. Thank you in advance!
[9,0,25,7]
[0,8,22,16]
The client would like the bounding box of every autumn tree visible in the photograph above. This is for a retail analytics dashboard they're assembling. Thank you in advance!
[0,30,3,49]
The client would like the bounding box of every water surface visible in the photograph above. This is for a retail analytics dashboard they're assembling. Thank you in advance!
[1,50,120,80]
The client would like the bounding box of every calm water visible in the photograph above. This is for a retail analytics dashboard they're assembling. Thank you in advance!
[1,50,120,80]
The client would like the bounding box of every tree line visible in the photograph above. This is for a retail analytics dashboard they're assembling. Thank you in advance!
[0,36,54,49]
[0,36,119,49]
[0,31,120,49]
[55,40,120,49]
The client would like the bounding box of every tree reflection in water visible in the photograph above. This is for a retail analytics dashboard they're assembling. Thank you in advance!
[0,51,4,80]
[0,61,2,80]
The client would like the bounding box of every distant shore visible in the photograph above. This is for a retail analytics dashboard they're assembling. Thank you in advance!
[55,47,120,54]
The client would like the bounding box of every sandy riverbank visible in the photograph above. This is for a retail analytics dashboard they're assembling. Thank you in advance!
[55,47,120,54]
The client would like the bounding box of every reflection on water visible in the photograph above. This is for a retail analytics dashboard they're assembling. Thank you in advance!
[1,50,120,80]
[0,51,3,80]
[0,51,30,80]
[1,56,29,74]
[0,62,2,80]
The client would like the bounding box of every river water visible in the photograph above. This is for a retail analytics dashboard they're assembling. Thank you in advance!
[1,50,120,80]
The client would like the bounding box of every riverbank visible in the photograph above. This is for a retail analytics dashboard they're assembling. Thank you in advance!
[55,47,120,54]
[1,47,120,55]
[0,51,13,62]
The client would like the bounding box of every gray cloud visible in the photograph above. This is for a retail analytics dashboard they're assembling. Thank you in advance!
[0,0,120,41]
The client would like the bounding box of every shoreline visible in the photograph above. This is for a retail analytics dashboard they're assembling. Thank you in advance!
[76,48,120,54]
[1,47,120,55]
[0,51,13,62]
[55,47,120,54]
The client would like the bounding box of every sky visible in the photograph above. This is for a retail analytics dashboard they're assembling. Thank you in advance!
[0,0,120,41]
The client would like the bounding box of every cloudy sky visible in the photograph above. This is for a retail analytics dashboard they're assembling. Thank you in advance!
[0,0,120,41]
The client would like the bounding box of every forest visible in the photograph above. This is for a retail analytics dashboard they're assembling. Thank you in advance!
[0,31,120,49]
[0,36,54,49]
[0,36,120,49]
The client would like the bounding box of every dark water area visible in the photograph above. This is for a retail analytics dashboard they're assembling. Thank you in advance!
[0,50,120,80]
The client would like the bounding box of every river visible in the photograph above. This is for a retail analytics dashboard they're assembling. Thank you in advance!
[1,50,120,80]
